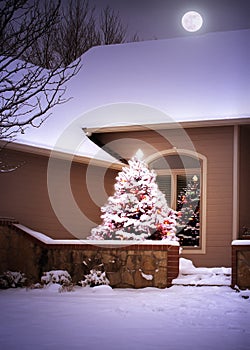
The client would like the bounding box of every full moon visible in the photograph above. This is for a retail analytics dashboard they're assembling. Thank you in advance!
[181,11,203,32]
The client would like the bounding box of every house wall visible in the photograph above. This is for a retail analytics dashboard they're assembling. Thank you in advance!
[239,125,250,233]
[0,125,236,267]
[0,149,117,239]
[96,126,235,267]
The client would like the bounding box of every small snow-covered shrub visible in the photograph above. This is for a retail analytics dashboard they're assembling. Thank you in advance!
[41,270,74,292]
[0,271,27,289]
[79,269,110,287]
[79,257,110,287]
[41,270,72,285]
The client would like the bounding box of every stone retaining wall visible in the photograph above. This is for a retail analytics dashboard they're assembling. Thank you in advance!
[232,241,250,289]
[0,221,179,289]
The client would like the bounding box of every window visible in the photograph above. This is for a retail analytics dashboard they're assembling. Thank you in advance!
[148,152,206,252]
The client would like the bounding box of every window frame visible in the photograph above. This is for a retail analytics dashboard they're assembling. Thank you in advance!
[146,149,207,254]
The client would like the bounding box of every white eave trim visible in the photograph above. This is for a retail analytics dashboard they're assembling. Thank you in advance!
[84,117,250,134]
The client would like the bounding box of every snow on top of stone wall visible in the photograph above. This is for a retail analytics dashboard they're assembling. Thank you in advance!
[232,240,250,246]
[13,224,179,246]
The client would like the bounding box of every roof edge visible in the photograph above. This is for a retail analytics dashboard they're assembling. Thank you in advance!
[84,117,250,134]
[0,140,123,171]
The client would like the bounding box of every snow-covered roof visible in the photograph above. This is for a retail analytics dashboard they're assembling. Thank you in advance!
[16,29,250,160]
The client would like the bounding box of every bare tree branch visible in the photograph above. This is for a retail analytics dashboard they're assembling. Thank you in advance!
[99,5,127,45]
[55,0,100,67]
[20,0,139,69]
[0,0,81,141]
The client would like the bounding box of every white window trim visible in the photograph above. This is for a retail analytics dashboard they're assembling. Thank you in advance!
[145,148,207,254]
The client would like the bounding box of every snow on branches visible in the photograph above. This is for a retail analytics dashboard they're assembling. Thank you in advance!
[41,270,72,285]
[0,271,27,289]
[79,270,110,287]
[88,157,178,241]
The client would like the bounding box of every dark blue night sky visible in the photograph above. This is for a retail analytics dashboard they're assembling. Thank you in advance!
[84,0,250,40]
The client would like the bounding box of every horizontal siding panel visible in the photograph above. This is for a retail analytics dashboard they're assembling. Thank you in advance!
[208,188,232,194]
[206,200,232,207]
[208,169,232,175]
[206,236,232,243]
[182,248,231,267]
[206,224,232,231]
[206,219,232,225]
[187,126,233,136]
[206,231,231,237]
[207,195,232,202]
[207,242,231,248]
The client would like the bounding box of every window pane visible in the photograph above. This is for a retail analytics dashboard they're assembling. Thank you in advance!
[156,175,172,207]
[150,155,201,170]
[176,174,200,247]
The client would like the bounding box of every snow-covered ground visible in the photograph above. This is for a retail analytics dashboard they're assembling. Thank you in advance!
[0,259,249,350]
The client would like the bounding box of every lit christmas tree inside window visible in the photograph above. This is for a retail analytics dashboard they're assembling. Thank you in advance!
[176,175,200,247]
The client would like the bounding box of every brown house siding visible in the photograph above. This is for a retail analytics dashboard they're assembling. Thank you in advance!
[0,149,117,239]
[186,127,233,267]
[239,125,250,232]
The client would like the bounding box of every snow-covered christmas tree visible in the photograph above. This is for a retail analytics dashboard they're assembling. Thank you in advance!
[88,157,177,241]
[176,175,200,246]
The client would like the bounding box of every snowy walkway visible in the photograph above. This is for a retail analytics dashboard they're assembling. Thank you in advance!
[0,259,249,350]
[172,258,232,286]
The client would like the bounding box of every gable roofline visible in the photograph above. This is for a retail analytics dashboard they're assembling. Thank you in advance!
[84,116,250,135]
